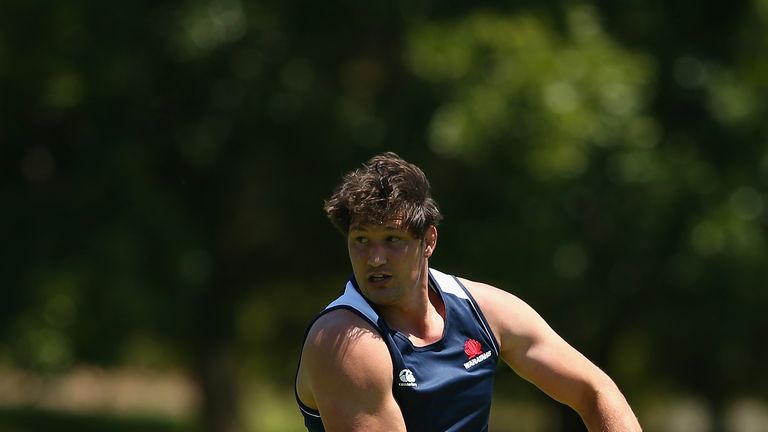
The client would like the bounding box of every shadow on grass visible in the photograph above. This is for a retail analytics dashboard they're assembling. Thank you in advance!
[0,407,199,432]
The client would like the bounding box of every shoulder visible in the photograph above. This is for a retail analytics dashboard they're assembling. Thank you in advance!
[457,277,535,321]
[298,309,404,429]
[300,309,393,393]
[456,277,551,353]
[304,308,391,368]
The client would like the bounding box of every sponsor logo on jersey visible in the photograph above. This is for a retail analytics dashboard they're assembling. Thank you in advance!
[398,368,417,387]
[463,339,492,370]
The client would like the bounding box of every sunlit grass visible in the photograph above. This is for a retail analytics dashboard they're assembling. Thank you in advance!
[242,382,305,432]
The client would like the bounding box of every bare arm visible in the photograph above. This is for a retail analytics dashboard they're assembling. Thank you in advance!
[297,309,407,432]
[461,278,642,432]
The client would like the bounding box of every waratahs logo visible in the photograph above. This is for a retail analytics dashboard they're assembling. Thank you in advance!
[464,339,483,359]
[463,339,492,370]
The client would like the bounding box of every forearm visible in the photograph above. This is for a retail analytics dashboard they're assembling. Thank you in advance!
[580,386,642,432]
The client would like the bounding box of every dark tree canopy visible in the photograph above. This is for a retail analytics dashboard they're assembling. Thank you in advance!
[1,0,766,430]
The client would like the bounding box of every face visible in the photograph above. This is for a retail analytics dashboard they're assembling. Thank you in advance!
[347,220,437,307]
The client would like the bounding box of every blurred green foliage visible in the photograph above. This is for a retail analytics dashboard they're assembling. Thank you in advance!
[1,0,767,430]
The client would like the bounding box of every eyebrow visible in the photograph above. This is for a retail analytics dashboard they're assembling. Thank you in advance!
[349,225,404,232]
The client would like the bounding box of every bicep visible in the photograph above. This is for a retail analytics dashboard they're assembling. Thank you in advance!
[302,312,406,432]
[465,280,606,411]
[506,315,602,410]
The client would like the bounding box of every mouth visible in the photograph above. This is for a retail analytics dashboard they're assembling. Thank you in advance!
[367,273,392,284]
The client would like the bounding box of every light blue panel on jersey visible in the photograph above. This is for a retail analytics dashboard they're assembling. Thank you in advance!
[325,281,381,325]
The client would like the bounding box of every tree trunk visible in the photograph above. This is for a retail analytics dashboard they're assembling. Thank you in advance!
[195,344,239,432]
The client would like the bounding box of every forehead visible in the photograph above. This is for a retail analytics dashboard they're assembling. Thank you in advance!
[349,217,407,233]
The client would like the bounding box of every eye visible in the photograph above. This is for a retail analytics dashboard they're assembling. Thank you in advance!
[387,236,401,243]
[354,236,369,245]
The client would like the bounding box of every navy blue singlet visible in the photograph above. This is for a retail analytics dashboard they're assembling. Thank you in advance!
[296,268,500,432]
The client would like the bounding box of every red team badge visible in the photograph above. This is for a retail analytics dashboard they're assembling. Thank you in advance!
[464,339,483,359]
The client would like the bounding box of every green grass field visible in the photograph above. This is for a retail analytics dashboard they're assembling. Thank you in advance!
[0,407,197,432]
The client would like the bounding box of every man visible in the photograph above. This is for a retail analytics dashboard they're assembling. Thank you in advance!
[295,152,642,431]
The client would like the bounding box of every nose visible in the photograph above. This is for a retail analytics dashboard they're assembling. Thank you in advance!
[367,244,387,266]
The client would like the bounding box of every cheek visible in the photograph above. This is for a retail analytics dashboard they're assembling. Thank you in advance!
[395,244,422,264]
[349,247,375,268]
[349,247,365,262]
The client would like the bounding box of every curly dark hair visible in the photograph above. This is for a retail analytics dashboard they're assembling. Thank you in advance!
[324,152,443,238]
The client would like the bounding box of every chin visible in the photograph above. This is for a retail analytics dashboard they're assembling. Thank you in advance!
[362,288,398,306]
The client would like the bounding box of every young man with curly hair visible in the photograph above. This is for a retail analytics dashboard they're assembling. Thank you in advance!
[295,152,641,431]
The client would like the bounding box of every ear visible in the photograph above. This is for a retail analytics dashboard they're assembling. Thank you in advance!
[424,225,438,258]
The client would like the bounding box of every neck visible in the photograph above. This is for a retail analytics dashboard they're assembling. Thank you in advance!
[379,268,445,346]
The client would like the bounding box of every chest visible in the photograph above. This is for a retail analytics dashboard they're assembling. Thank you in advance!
[388,309,498,431]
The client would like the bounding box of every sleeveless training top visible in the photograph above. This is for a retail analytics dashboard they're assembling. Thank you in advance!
[296,268,500,432]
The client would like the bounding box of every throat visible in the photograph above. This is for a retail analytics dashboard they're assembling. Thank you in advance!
[404,312,445,347]
[390,290,446,347]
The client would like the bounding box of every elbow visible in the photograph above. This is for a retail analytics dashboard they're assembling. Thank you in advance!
[577,379,642,431]
[574,374,614,413]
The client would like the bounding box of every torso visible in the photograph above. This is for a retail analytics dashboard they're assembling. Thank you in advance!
[296,268,500,432]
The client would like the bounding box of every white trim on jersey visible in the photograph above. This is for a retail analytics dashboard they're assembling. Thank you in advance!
[462,289,500,357]
[298,404,322,418]
[322,269,499,359]
[430,268,500,358]
[325,281,380,325]
[430,268,469,300]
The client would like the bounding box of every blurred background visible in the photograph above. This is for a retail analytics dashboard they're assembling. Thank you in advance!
[1,0,767,431]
